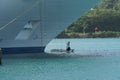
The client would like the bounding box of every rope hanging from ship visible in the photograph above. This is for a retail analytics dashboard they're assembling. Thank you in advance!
[0,0,41,31]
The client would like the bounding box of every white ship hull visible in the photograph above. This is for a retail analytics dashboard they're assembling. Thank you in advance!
[0,0,100,53]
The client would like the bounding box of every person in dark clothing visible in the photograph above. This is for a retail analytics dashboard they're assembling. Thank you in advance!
[66,41,71,52]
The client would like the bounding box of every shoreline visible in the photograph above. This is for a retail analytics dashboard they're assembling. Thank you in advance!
[57,31,120,38]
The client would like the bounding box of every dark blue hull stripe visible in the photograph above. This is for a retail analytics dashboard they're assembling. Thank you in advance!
[2,47,45,54]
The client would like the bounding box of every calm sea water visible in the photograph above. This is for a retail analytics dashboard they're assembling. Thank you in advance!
[1,38,120,80]
[46,38,120,55]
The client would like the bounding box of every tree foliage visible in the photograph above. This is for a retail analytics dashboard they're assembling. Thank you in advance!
[57,0,120,38]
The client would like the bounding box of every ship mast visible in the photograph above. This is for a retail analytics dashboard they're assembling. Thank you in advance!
[39,0,43,46]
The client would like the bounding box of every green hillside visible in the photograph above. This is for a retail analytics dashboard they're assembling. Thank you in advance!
[57,0,120,38]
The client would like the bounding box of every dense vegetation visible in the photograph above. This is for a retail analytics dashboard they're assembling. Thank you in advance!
[57,0,120,38]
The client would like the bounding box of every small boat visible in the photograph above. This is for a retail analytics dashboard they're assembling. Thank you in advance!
[50,49,74,53]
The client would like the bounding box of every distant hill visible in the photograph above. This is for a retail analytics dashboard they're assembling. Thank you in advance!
[57,0,120,38]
